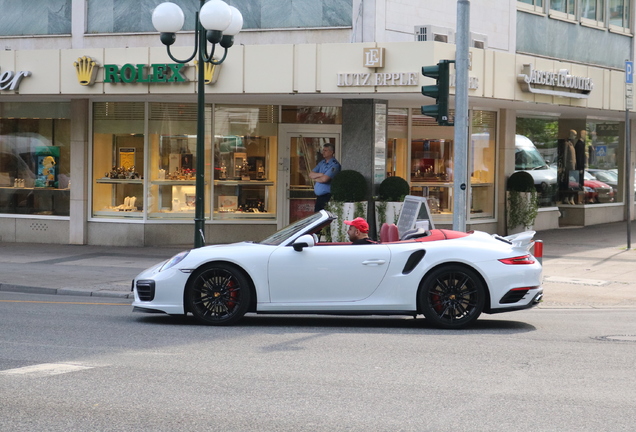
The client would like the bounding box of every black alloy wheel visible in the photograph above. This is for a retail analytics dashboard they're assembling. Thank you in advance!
[419,265,485,329]
[185,263,251,325]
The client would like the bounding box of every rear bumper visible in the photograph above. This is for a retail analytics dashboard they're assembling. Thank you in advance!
[487,290,543,315]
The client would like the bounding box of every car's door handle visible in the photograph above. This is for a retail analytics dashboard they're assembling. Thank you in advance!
[362,259,386,266]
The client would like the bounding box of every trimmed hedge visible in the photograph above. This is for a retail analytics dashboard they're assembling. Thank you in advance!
[378,176,410,201]
[331,169,367,202]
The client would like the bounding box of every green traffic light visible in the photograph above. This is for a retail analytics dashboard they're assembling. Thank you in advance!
[420,60,453,126]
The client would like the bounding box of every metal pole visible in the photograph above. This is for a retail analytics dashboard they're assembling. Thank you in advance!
[453,0,470,232]
[194,0,206,248]
[626,94,631,249]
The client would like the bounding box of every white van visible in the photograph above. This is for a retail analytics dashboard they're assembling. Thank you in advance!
[515,134,557,203]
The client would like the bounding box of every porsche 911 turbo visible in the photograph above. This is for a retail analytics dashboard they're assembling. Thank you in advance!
[132,210,543,329]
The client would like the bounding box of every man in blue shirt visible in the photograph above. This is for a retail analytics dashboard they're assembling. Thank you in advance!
[309,143,341,212]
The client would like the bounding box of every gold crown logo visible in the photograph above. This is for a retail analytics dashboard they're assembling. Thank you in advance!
[194,60,221,85]
[74,56,98,86]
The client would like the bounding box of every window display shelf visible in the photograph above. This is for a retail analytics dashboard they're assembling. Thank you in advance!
[0,187,70,191]
[213,211,276,220]
[148,210,195,219]
[93,210,142,218]
[96,178,143,185]
[214,180,274,186]
[151,179,197,186]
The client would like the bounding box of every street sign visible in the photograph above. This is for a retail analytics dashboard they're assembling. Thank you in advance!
[595,145,607,157]
[626,61,633,84]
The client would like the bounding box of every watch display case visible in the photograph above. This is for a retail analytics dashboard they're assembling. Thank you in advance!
[213,135,276,220]
[410,139,454,219]
[92,134,144,218]
[147,134,203,219]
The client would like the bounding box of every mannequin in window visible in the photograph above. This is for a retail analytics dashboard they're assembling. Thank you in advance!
[575,130,587,189]
[564,130,577,205]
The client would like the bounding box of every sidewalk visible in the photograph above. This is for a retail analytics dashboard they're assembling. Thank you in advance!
[1,222,636,307]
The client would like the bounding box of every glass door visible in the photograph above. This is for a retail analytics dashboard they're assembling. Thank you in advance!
[278,125,341,227]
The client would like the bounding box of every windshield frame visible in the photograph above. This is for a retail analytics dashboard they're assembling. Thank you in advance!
[259,211,334,246]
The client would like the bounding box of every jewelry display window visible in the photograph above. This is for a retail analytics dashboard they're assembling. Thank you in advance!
[212,135,276,220]
[147,134,208,219]
[92,133,144,219]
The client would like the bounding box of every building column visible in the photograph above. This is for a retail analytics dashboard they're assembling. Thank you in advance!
[342,99,388,233]
[497,108,517,234]
[69,99,88,245]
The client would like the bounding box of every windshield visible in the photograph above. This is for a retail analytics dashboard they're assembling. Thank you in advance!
[259,212,324,246]
[591,171,617,183]
[515,147,547,170]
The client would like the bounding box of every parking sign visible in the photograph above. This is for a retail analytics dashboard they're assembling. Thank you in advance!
[626,61,634,84]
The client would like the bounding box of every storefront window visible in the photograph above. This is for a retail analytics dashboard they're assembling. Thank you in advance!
[281,106,342,124]
[0,102,70,216]
[410,109,455,221]
[386,108,409,179]
[92,102,145,219]
[516,117,559,207]
[213,105,278,220]
[470,111,497,219]
[586,121,623,203]
[147,103,205,219]
[517,116,623,206]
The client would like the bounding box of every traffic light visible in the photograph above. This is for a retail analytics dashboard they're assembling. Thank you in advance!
[421,60,454,126]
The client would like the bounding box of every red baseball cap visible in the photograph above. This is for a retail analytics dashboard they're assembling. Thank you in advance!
[344,217,369,233]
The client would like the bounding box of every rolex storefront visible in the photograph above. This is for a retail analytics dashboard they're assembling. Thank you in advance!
[0,42,633,246]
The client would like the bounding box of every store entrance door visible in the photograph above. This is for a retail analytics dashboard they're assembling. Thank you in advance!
[278,124,341,227]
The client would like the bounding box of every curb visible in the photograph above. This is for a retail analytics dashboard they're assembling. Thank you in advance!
[0,283,133,299]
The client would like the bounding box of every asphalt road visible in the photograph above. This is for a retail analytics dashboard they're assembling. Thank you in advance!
[2,291,636,432]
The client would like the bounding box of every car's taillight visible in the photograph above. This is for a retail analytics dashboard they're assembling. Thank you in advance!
[498,254,535,265]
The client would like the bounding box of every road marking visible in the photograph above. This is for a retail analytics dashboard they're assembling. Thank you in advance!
[0,300,128,306]
[544,276,609,286]
[0,363,94,377]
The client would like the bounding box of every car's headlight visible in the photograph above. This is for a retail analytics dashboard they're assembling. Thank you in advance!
[159,251,190,272]
[584,186,594,193]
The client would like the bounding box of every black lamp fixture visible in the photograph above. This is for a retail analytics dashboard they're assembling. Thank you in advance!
[152,0,243,248]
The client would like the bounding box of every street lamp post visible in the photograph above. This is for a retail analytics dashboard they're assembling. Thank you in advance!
[152,0,243,248]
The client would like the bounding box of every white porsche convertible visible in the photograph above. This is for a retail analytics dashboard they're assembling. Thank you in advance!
[132,210,543,329]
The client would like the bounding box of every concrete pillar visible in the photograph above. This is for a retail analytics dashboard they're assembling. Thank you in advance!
[69,99,88,244]
[342,99,388,234]
[342,99,388,195]
[498,108,517,234]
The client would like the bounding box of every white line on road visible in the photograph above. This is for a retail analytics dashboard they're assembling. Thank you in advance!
[544,276,609,286]
[0,363,94,377]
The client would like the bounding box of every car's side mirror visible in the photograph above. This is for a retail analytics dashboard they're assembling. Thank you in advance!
[292,234,316,252]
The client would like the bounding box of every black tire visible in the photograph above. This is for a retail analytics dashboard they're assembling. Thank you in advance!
[418,265,486,329]
[185,263,251,326]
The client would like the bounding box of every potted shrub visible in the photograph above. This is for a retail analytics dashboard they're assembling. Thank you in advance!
[375,176,410,241]
[507,171,539,234]
[325,169,368,242]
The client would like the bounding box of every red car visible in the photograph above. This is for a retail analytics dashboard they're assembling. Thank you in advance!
[569,171,614,203]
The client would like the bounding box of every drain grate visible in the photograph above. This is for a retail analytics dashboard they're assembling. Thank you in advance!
[594,335,636,342]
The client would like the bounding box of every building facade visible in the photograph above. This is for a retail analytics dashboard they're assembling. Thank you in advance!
[0,0,634,246]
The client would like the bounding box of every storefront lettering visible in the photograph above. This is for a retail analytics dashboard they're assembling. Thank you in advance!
[517,64,593,98]
[337,72,418,87]
[0,68,31,91]
[103,63,188,83]
[450,74,480,90]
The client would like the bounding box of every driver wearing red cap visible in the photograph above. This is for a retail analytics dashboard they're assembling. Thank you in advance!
[344,217,377,245]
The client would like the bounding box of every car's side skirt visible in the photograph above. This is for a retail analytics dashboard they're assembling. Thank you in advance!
[254,310,417,316]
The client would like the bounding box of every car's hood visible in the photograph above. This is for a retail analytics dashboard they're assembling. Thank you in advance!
[585,179,611,189]
[518,168,557,185]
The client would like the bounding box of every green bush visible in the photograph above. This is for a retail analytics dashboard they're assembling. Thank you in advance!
[378,176,410,201]
[331,169,367,202]
[507,171,535,192]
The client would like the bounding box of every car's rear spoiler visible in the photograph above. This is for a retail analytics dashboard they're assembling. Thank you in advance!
[501,230,536,251]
